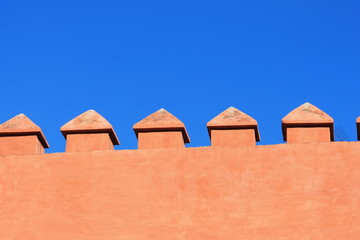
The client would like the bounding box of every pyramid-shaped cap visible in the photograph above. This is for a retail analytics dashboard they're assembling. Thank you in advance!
[133,108,190,143]
[207,107,260,141]
[282,102,334,125]
[61,110,119,145]
[0,114,49,148]
[282,102,334,141]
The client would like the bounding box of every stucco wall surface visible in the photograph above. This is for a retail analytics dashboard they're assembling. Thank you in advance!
[0,142,359,240]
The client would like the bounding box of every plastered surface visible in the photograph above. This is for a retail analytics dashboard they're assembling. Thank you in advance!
[0,142,359,239]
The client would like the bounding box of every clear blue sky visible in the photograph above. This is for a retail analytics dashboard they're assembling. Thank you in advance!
[0,0,359,153]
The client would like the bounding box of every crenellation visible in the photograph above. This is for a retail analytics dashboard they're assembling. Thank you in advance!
[0,105,360,239]
[133,108,190,149]
[0,114,49,155]
[207,107,260,147]
[357,116,360,140]
[282,102,334,143]
[60,110,119,152]
[0,103,358,155]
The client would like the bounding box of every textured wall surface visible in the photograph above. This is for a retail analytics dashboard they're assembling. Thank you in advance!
[0,142,359,240]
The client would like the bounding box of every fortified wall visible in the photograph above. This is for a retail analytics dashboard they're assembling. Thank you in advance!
[0,102,359,240]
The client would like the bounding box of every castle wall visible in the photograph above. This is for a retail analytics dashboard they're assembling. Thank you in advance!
[0,142,359,240]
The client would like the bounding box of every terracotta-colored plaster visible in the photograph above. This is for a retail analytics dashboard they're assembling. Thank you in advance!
[357,116,360,140]
[0,142,359,239]
[65,133,114,152]
[0,135,44,155]
[133,108,190,148]
[207,107,259,146]
[61,110,119,152]
[0,114,49,154]
[211,129,256,146]
[286,127,331,143]
[138,131,185,149]
[282,102,334,142]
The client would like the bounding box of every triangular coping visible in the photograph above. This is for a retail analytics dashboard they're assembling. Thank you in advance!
[61,110,119,145]
[207,107,260,141]
[357,116,360,140]
[0,114,49,148]
[282,102,334,141]
[133,108,190,143]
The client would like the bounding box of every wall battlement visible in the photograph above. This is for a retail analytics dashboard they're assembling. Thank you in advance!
[0,102,358,156]
[0,102,359,239]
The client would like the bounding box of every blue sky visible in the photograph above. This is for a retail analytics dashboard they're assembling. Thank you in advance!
[0,0,359,152]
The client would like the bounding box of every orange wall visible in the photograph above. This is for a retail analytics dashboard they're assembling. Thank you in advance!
[0,142,359,239]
